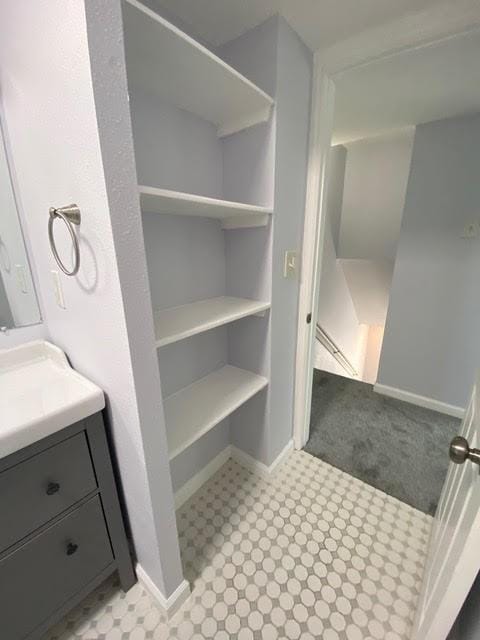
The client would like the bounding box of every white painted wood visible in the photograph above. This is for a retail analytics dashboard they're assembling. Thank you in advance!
[123,0,273,137]
[412,375,480,640]
[136,564,191,619]
[231,439,294,477]
[174,446,232,509]
[164,365,268,460]
[221,213,269,230]
[374,383,465,419]
[154,296,271,348]
[320,0,480,75]
[139,186,273,223]
[293,57,335,450]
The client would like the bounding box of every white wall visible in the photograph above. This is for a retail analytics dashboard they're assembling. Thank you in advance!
[268,17,312,461]
[327,145,347,252]
[363,325,385,384]
[220,16,312,465]
[318,223,365,373]
[0,0,184,599]
[339,129,415,261]
[339,258,394,326]
[378,112,480,410]
[316,139,366,377]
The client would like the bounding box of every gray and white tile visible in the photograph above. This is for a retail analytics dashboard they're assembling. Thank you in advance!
[47,450,432,639]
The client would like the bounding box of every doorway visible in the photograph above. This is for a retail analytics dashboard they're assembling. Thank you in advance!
[295,28,480,515]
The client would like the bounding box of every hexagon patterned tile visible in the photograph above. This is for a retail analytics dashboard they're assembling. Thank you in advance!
[46,450,432,640]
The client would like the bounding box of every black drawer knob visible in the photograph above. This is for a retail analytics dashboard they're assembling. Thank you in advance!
[46,482,60,495]
[66,542,79,556]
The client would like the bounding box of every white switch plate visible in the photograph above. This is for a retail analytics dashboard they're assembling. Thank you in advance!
[284,250,299,278]
[462,222,479,238]
[15,264,28,293]
[51,270,66,309]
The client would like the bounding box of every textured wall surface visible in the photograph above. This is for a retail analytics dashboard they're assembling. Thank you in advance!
[0,0,183,599]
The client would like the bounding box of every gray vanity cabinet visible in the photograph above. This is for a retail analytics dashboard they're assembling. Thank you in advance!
[0,412,136,640]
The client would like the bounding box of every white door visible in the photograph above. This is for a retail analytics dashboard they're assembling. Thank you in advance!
[412,375,480,640]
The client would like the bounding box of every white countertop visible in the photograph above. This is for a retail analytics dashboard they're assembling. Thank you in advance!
[0,340,105,460]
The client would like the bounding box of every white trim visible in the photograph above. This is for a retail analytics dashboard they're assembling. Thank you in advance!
[374,383,465,419]
[136,564,191,619]
[217,105,273,138]
[293,56,335,450]
[221,213,269,230]
[174,446,232,509]
[320,0,480,75]
[231,439,294,476]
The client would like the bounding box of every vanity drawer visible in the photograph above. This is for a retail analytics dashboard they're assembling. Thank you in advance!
[0,495,113,640]
[0,432,97,553]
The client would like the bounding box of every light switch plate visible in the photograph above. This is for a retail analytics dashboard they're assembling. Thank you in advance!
[462,222,479,238]
[284,250,299,278]
[51,270,66,309]
[15,264,28,293]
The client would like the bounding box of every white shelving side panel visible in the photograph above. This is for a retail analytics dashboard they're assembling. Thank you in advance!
[154,296,270,348]
[139,186,272,228]
[165,365,268,460]
[123,0,274,137]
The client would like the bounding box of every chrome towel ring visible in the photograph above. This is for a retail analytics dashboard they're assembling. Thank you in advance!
[48,204,81,276]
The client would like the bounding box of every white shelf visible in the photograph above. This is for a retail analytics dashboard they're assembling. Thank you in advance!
[164,365,268,460]
[139,186,272,228]
[154,296,270,348]
[123,0,274,137]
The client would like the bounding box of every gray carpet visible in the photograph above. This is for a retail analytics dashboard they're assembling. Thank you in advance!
[305,370,461,515]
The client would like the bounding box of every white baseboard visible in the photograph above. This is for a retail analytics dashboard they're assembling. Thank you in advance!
[136,564,191,619]
[174,440,294,511]
[231,439,294,476]
[174,446,232,510]
[374,383,465,419]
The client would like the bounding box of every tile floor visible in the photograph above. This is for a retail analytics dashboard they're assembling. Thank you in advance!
[46,450,432,640]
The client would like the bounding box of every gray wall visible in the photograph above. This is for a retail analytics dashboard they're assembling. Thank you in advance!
[378,112,480,409]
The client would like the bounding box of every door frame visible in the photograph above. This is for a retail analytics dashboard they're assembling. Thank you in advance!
[293,57,334,449]
[292,11,480,450]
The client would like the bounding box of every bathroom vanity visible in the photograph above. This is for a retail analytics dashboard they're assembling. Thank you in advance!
[0,341,135,640]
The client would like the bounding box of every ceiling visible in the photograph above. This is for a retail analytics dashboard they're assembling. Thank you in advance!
[153,0,443,51]
[333,28,480,144]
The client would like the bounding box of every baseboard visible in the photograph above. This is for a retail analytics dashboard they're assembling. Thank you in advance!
[136,564,191,619]
[231,439,294,476]
[374,383,465,419]
[174,446,232,510]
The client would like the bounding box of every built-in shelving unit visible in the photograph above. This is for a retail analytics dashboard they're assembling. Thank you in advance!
[164,365,268,460]
[139,186,272,228]
[154,296,270,348]
[123,0,274,137]
[124,0,274,492]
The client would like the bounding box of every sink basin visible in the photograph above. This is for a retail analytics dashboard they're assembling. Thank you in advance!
[0,340,105,460]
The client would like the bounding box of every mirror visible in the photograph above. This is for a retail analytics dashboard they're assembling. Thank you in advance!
[0,115,41,330]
